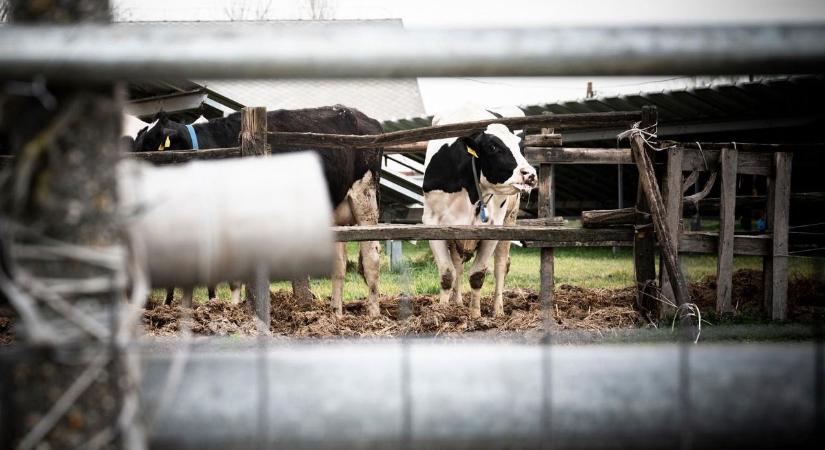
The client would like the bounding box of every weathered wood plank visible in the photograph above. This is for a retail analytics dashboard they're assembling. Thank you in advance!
[716,147,738,313]
[767,152,793,320]
[267,111,642,149]
[583,193,825,227]
[540,247,555,329]
[241,106,275,323]
[538,164,554,219]
[525,147,632,165]
[679,232,770,256]
[582,207,638,227]
[523,133,563,147]
[516,217,566,226]
[334,225,632,242]
[630,107,691,309]
[660,146,684,316]
[679,141,825,153]
[524,230,771,255]
[682,148,772,176]
[632,108,659,316]
[130,146,242,164]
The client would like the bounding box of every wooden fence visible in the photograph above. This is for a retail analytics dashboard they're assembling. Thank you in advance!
[3,106,807,322]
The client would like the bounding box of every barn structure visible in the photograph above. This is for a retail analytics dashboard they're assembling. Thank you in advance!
[382,75,825,222]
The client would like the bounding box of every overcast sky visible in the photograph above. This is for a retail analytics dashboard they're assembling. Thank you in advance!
[115,0,825,114]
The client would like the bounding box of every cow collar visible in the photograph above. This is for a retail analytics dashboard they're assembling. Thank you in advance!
[185,124,200,150]
[467,144,493,223]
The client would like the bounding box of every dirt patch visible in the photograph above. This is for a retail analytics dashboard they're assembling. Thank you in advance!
[1,269,823,343]
[0,306,14,345]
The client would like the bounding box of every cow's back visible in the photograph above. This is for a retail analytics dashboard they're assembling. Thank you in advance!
[266,105,382,208]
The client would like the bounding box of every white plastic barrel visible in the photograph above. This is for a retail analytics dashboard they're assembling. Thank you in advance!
[118,152,333,286]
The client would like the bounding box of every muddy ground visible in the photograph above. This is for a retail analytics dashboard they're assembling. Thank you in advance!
[1,269,823,344]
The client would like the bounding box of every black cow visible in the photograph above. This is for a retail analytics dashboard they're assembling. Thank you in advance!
[132,105,383,316]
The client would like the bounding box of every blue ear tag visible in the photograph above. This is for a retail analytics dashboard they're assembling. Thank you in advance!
[480,204,489,223]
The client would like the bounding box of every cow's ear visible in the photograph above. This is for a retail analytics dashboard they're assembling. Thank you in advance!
[161,127,179,138]
[464,131,488,155]
[155,111,169,123]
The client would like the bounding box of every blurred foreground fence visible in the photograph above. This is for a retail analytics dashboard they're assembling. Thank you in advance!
[2,7,825,450]
[2,23,825,79]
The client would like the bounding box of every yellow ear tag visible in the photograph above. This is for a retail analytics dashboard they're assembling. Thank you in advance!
[466,145,478,158]
[158,136,171,151]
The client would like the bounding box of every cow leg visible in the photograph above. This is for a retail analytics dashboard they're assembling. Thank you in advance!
[429,240,455,305]
[164,288,174,306]
[449,243,465,306]
[467,240,499,318]
[331,242,347,316]
[493,241,511,317]
[358,240,381,317]
[493,199,518,317]
[229,282,242,305]
[207,285,217,301]
[347,171,381,317]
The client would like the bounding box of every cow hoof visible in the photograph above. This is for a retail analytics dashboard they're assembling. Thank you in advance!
[469,308,481,319]
[493,308,505,318]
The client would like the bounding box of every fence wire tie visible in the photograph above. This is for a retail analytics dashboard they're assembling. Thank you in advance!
[617,121,678,152]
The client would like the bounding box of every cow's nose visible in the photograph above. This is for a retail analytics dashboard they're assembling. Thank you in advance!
[521,168,537,186]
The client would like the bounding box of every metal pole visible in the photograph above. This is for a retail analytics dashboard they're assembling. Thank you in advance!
[1,24,825,79]
[136,342,822,450]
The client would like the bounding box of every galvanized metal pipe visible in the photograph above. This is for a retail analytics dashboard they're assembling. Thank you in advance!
[1,24,824,79]
[140,342,823,449]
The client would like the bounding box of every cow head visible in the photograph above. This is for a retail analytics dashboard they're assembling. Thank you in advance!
[461,124,537,195]
[133,112,191,152]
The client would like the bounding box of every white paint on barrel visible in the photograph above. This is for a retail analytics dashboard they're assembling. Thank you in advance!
[118,152,333,286]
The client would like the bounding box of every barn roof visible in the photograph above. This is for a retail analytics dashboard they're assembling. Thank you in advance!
[381,75,825,143]
[380,75,825,217]
[125,19,425,124]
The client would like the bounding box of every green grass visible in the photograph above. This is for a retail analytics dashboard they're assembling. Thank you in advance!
[156,241,818,303]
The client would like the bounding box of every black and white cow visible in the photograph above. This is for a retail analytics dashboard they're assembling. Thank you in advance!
[423,106,536,318]
[132,105,383,317]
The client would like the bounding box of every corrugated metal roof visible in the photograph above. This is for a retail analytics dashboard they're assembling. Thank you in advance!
[381,75,825,137]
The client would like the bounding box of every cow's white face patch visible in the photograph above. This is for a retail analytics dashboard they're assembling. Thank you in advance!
[480,124,536,194]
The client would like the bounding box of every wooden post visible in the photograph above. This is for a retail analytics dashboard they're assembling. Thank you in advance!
[763,152,793,320]
[633,107,658,316]
[240,106,275,326]
[716,147,739,313]
[630,107,691,309]
[0,2,145,448]
[540,247,555,330]
[537,127,558,328]
[660,146,685,317]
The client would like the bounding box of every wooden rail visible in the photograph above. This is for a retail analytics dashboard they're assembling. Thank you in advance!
[267,111,641,149]
[333,224,630,243]
[332,225,781,256]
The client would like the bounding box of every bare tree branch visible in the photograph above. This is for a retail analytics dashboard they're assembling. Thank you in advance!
[224,0,273,21]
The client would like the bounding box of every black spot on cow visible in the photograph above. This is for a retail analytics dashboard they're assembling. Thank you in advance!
[469,270,486,289]
[440,270,454,290]
[423,131,518,204]
[500,199,507,208]
[133,105,383,209]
